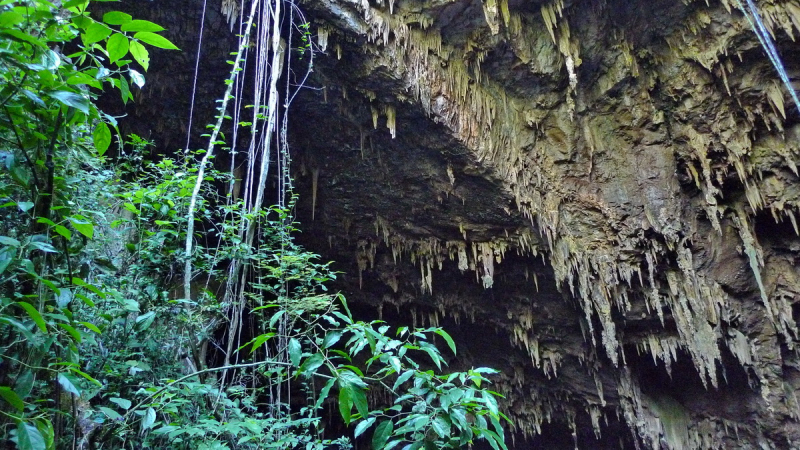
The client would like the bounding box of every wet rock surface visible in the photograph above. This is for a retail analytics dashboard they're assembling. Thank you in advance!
[115,0,800,447]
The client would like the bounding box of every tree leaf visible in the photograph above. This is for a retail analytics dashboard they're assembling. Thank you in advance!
[354,417,376,438]
[17,302,47,333]
[17,421,46,450]
[93,122,111,156]
[372,420,394,450]
[393,370,414,391]
[129,69,145,88]
[350,386,369,420]
[82,22,111,45]
[58,323,81,342]
[314,377,336,410]
[435,329,457,356]
[68,216,94,239]
[102,11,132,25]
[121,20,165,32]
[107,33,128,63]
[322,330,342,348]
[338,386,352,425]
[288,338,301,366]
[109,397,132,410]
[141,407,156,430]
[57,373,81,397]
[54,225,72,241]
[98,406,121,420]
[128,40,149,71]
[133,31,179,50]
[0,236,21,247]
[47,91,89,114]
[0,386,24,411]
[432,415,451,438]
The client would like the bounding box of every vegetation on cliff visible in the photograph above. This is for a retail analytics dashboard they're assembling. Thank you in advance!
[0,0,510,449]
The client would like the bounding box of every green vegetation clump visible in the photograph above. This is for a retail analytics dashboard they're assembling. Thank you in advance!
[0,1,511,449]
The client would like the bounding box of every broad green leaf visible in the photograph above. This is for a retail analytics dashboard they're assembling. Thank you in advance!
[80,321,102,334]
[69,368,101,386]
[0,236,21,247]
[82,22,111,44]
[350,386,369,420]
[93,121,111,156]
[322,330,341,348]
[299,353,324,376]
[17,302,47,333]
[57,373,81,397]
[102,11,132,25]
[15,371,34,399]
[129,40,149,71]
[17,421,46,450]
[0,10,24,27]
[68,216,94,239]
[435,329,457,355]
[121,20,165,32]
[35,419,54,450]
[54,225,72,241]
[115,76,132,104]
[67,72,102,89]
[288,338,301,366]
[0,386,24,411]
[142,407,156,430]
[431,415,450,438]
[98,406,121,420]
[109,397,132,410]
[1,29,45,47]
[133,31,179,50]
[393,370,414,391]
[338,387,352,425]
[483,391,499,415]
[129,69,144,88]
[17,201,34,212]
[354,417,375,438]
[314,377,336,410]
[372,420,393,450]
[48,91,89,114]
[58,323,81,342]
[107,33,128,63]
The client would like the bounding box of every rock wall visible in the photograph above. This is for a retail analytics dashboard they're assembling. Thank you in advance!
[110,0,800,447]
[288,0,800,447]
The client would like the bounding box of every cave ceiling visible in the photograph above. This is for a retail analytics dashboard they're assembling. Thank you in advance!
[111,0,800,447]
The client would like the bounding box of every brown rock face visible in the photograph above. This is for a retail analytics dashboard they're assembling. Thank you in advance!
[117,0,800,447]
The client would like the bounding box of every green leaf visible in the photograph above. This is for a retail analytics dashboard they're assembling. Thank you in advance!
[354,417,376,438]
[68,216,94,239]
[47,91,89,114]
[141,407,156,430]
[82,22,111,44]
[0,386,24,411]
[93,122,111,156]
[0,10,24,27]
[109,397,132,410]
[338,386,352,425]
[393,370,414,391]
[66,72,102,89]
[17,201,34,213]
[121,20,165,32]
[98,406,121,420]
[102,11,132,25]
[314,377,336,410]
[129,40,149,71]
[288,338,301,366]
[435,329,457,356]
[432,415,450,438]
[107,33,128,63]
[35,419,54,450]
[69,368,101,386]
[372,420,394,450]
[323,330,342,348]
[350,386,369,420]
[17,421,46,450]
[58,323,81,343]
[57,373,81,397]
[299,353,324,376]
[133,31,179,50]
[79,321,101,334]
[17,302,47,333]
[0,236,21,247]
[129,69,144,88]
[54,225,72,241]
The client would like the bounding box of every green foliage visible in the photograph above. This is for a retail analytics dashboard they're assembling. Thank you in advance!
[0,1,511,449]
